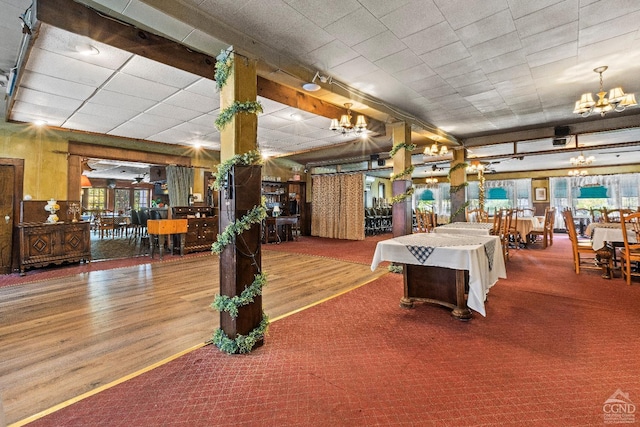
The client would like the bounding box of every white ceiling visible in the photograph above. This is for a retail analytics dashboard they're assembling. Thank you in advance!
[2,0,640,177]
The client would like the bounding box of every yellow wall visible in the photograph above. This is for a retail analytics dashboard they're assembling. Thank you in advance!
[0,121,221,200]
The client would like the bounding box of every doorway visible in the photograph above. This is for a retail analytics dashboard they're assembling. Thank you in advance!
[0,159,24,274]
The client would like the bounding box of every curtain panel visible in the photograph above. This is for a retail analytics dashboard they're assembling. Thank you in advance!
[166,166,194,207]
[311,173,365,240]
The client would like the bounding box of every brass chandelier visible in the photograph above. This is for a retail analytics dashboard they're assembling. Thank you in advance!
[329,103,367,135]
[573,66,637,117]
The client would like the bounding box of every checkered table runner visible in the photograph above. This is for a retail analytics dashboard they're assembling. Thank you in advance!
[396,233,496,269]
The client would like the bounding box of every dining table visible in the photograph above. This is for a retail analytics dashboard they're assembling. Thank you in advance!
[587,222,637,250]
[513,216,541,238]
[371,233,506,319]
[433,222,493,236]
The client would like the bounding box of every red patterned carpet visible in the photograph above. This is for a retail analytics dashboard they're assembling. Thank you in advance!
[25,234,640,426]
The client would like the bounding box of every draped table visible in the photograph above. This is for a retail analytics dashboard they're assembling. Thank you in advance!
[371,233,506,320]
[587,222,637,250]
[433,222,493,236]
[514,216,541,238]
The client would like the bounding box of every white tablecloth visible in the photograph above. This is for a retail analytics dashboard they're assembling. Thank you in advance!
[514,216,541,237]
[433,222,493,236]
[587,223,637,250]
[371,233,507,316]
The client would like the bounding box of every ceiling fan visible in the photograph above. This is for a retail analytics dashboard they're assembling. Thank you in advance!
[132,173,148,184]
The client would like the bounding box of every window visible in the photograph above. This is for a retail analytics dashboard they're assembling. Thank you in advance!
[133,189,150,210]
[85,188,106,210]
[114,189,130,213]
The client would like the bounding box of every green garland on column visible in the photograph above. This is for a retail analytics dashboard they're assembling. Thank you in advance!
[211,51,269,355]
[391,187,414,204]
[448,162,470,223]
[390,165,415,182]
[389,141,416,157]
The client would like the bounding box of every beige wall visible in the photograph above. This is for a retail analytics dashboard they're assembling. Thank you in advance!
[0,121,220,201]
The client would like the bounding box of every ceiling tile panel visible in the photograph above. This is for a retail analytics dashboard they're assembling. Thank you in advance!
[419,41,471,68]
[103,73,180,101]
[358,0,410,18]
[486,63,532,85]
[307,39,359,70]
[323,8,387,47]
[163,90,219,113]
[108,121,162,139]
[129,112,183,128]
[25,49,113,86]
[477,50,527,74]
[19,70,96,100]
[374,49,423,74]
[514,0,579,39]
[188,113,217,128]
[329,56,379,80]
[526,41,577,68]
[145,102,203,121]
[394,64,436,84]
[434,57,478,79]
[468,31,523,63]
[149,128,198,144]
[457,81,496,97]
[435,0,508,30]
[456,10,516,48]
[506,0,564,20]
[284,0,361,28]
[120,55,201,88]
[184,79,219,98]
[353,31,407,63]
[65,112,125,133]
[77,102,140,121]
[579,0,640,29]
[402,21,459,56]
[89,89,158,112]
[173,121,215,137]
[10,101,73,125]
[259,97,290,115]
[578,11,640,49]
[521,22,578,56]
[15,87,84,111]
[380,0,444,39]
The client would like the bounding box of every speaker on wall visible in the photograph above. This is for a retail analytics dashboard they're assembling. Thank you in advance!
[377,159,386,166]
[554,126,571,137]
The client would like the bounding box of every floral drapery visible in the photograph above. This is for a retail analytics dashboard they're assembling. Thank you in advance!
[166,166,194,207]
[311,173,364,240]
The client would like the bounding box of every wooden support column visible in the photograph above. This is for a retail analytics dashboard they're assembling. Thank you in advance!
[218,50,263,351]
[450,148,467,223]
[390,123,413,237]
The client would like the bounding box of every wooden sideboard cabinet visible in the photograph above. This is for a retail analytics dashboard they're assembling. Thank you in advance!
[18,222,91,274]
[171,206,218,253]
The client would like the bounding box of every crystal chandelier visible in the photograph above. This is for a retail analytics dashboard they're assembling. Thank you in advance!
[424,137,448,156]
[569,152,595,167]
[329,103,367,135]
[573,66,637,117]
[568,169,588,176]
[425,176,438,186]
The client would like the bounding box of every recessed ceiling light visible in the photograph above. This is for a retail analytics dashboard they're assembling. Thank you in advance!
[33,119,47,126]
[302,82,321,92]
[75,44,100,55]
[290,113,302,121]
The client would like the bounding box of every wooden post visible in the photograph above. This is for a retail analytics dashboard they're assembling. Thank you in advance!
[450,148,467,223]
[218,50,263,351]
[390,122,413,237]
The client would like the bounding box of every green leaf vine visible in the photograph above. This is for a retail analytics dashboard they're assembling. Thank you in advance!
[211,313,270,354]
[389,142,416,157]
[214,49,233,91]
[448,162,468,178]
[211,273,267,318]
[215,100,264,131]
[390,165,415,182]
[391,187,414,204]
[450,201,470,222]
[213,150,263,191]
[212,202,267,255]
[449,182,469,194]
[388,264,403,274]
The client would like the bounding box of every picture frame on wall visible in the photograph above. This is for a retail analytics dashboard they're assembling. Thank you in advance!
[534,187,547,202]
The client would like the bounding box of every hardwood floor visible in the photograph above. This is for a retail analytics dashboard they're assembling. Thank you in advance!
[0,250,385,425]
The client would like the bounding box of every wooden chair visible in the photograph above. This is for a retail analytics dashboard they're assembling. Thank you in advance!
[603,208,633,223]
[508,208,520,247]
[590,207,605,223]
[415,210,435,233]
[562,209,612,278]
[528,207,554,248]
[490,210,502,236]
[499,209,512,261]
[619,211,640,285]
[466,208,488,223]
